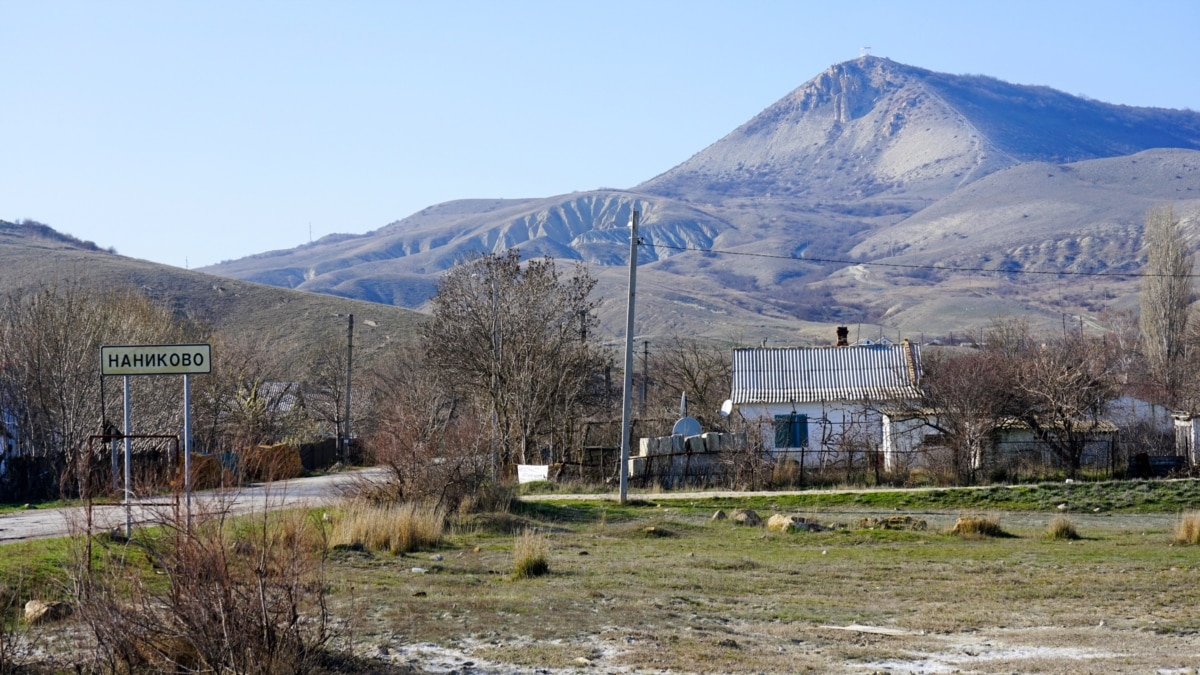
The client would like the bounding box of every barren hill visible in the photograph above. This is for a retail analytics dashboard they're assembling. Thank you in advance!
[0,220,424,364]
[199,56,1200,343]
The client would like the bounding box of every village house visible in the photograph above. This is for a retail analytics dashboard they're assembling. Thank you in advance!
[729,329,923,472]
[885,390,1173,479]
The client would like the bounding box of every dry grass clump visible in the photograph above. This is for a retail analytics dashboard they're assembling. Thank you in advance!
[949,515,1008,538]
[512,529,549,579]
[1173,511,1200,545]
[1046,516,1081,540]
[330,502,445,554]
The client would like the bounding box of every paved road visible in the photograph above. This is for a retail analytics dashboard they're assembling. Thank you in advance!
[0,467,388,542]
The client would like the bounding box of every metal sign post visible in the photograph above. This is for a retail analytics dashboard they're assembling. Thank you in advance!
[183,373,192,526]
[101,344,212,536]
[123,375,132,536]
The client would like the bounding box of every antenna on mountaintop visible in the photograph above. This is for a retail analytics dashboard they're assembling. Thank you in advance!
[860,46,872,57]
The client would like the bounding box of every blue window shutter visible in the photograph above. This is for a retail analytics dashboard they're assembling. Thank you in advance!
[774,414,809,448]
[793,414,808,448]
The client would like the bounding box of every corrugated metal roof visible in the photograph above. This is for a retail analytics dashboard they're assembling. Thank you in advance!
[731,343,922,404]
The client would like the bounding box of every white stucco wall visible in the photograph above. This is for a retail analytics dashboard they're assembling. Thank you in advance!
[737,401,885,468]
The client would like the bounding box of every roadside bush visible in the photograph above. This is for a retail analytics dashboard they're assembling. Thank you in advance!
[512,529,549,579]
[1173,511,1200,545]
[364,389,492,512]
[1046,516,1081,540]
[71,504,330,674]
[241,443,305,482]
[329,502,445,554]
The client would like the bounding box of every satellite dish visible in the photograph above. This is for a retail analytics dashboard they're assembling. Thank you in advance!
[672,416,702,437]
[719,399,733,417]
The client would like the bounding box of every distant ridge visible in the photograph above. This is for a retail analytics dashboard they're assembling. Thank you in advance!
[0,219,109,252]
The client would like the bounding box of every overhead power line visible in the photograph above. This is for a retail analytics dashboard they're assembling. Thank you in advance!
[641,242,1192,278]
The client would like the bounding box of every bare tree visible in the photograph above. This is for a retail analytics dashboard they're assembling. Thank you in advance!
[1011,336,1123,478]
[1139,206,1194,405]
[424,250,606,467]
[303,331,366,456]
[192,331,310,455]
[0,285,199,497]
[646,337,733,432]
[918,348,1016,484]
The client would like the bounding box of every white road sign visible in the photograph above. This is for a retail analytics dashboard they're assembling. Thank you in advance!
[101,344,212,376]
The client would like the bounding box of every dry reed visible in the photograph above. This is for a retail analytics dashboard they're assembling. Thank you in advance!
[330,502,446,554]
[1173,511,1200,545]
[1046,516,1080,540]
[512,529,549,579]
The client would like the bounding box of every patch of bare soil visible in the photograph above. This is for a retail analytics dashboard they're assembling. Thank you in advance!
[849,625,1200,674]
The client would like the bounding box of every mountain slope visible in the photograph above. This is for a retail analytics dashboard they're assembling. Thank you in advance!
[209,190,731,293]
[200,56,1200,342]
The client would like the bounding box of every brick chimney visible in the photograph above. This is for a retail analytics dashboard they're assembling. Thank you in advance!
[836,326,849,347]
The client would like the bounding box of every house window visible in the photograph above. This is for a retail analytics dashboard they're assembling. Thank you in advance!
[774,414,808,449]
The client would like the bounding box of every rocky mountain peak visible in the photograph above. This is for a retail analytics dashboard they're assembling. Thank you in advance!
[638,56,1200,204]
[792,56,920,124]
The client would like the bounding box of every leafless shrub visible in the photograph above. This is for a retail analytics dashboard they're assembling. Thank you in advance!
[240,443,305,483]
[71,500,331,674]
[716,420,775,489]
[457,482,516,516]
[360,350,493,511]
[0,573,40,674]
[768,459,802,488]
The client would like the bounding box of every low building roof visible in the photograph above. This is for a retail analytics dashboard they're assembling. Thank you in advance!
[731,343,922,405]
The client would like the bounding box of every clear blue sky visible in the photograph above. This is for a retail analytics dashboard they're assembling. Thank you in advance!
[3,1,1198,269]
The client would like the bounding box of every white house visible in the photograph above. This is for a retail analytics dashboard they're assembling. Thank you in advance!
[730,340,923,470]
